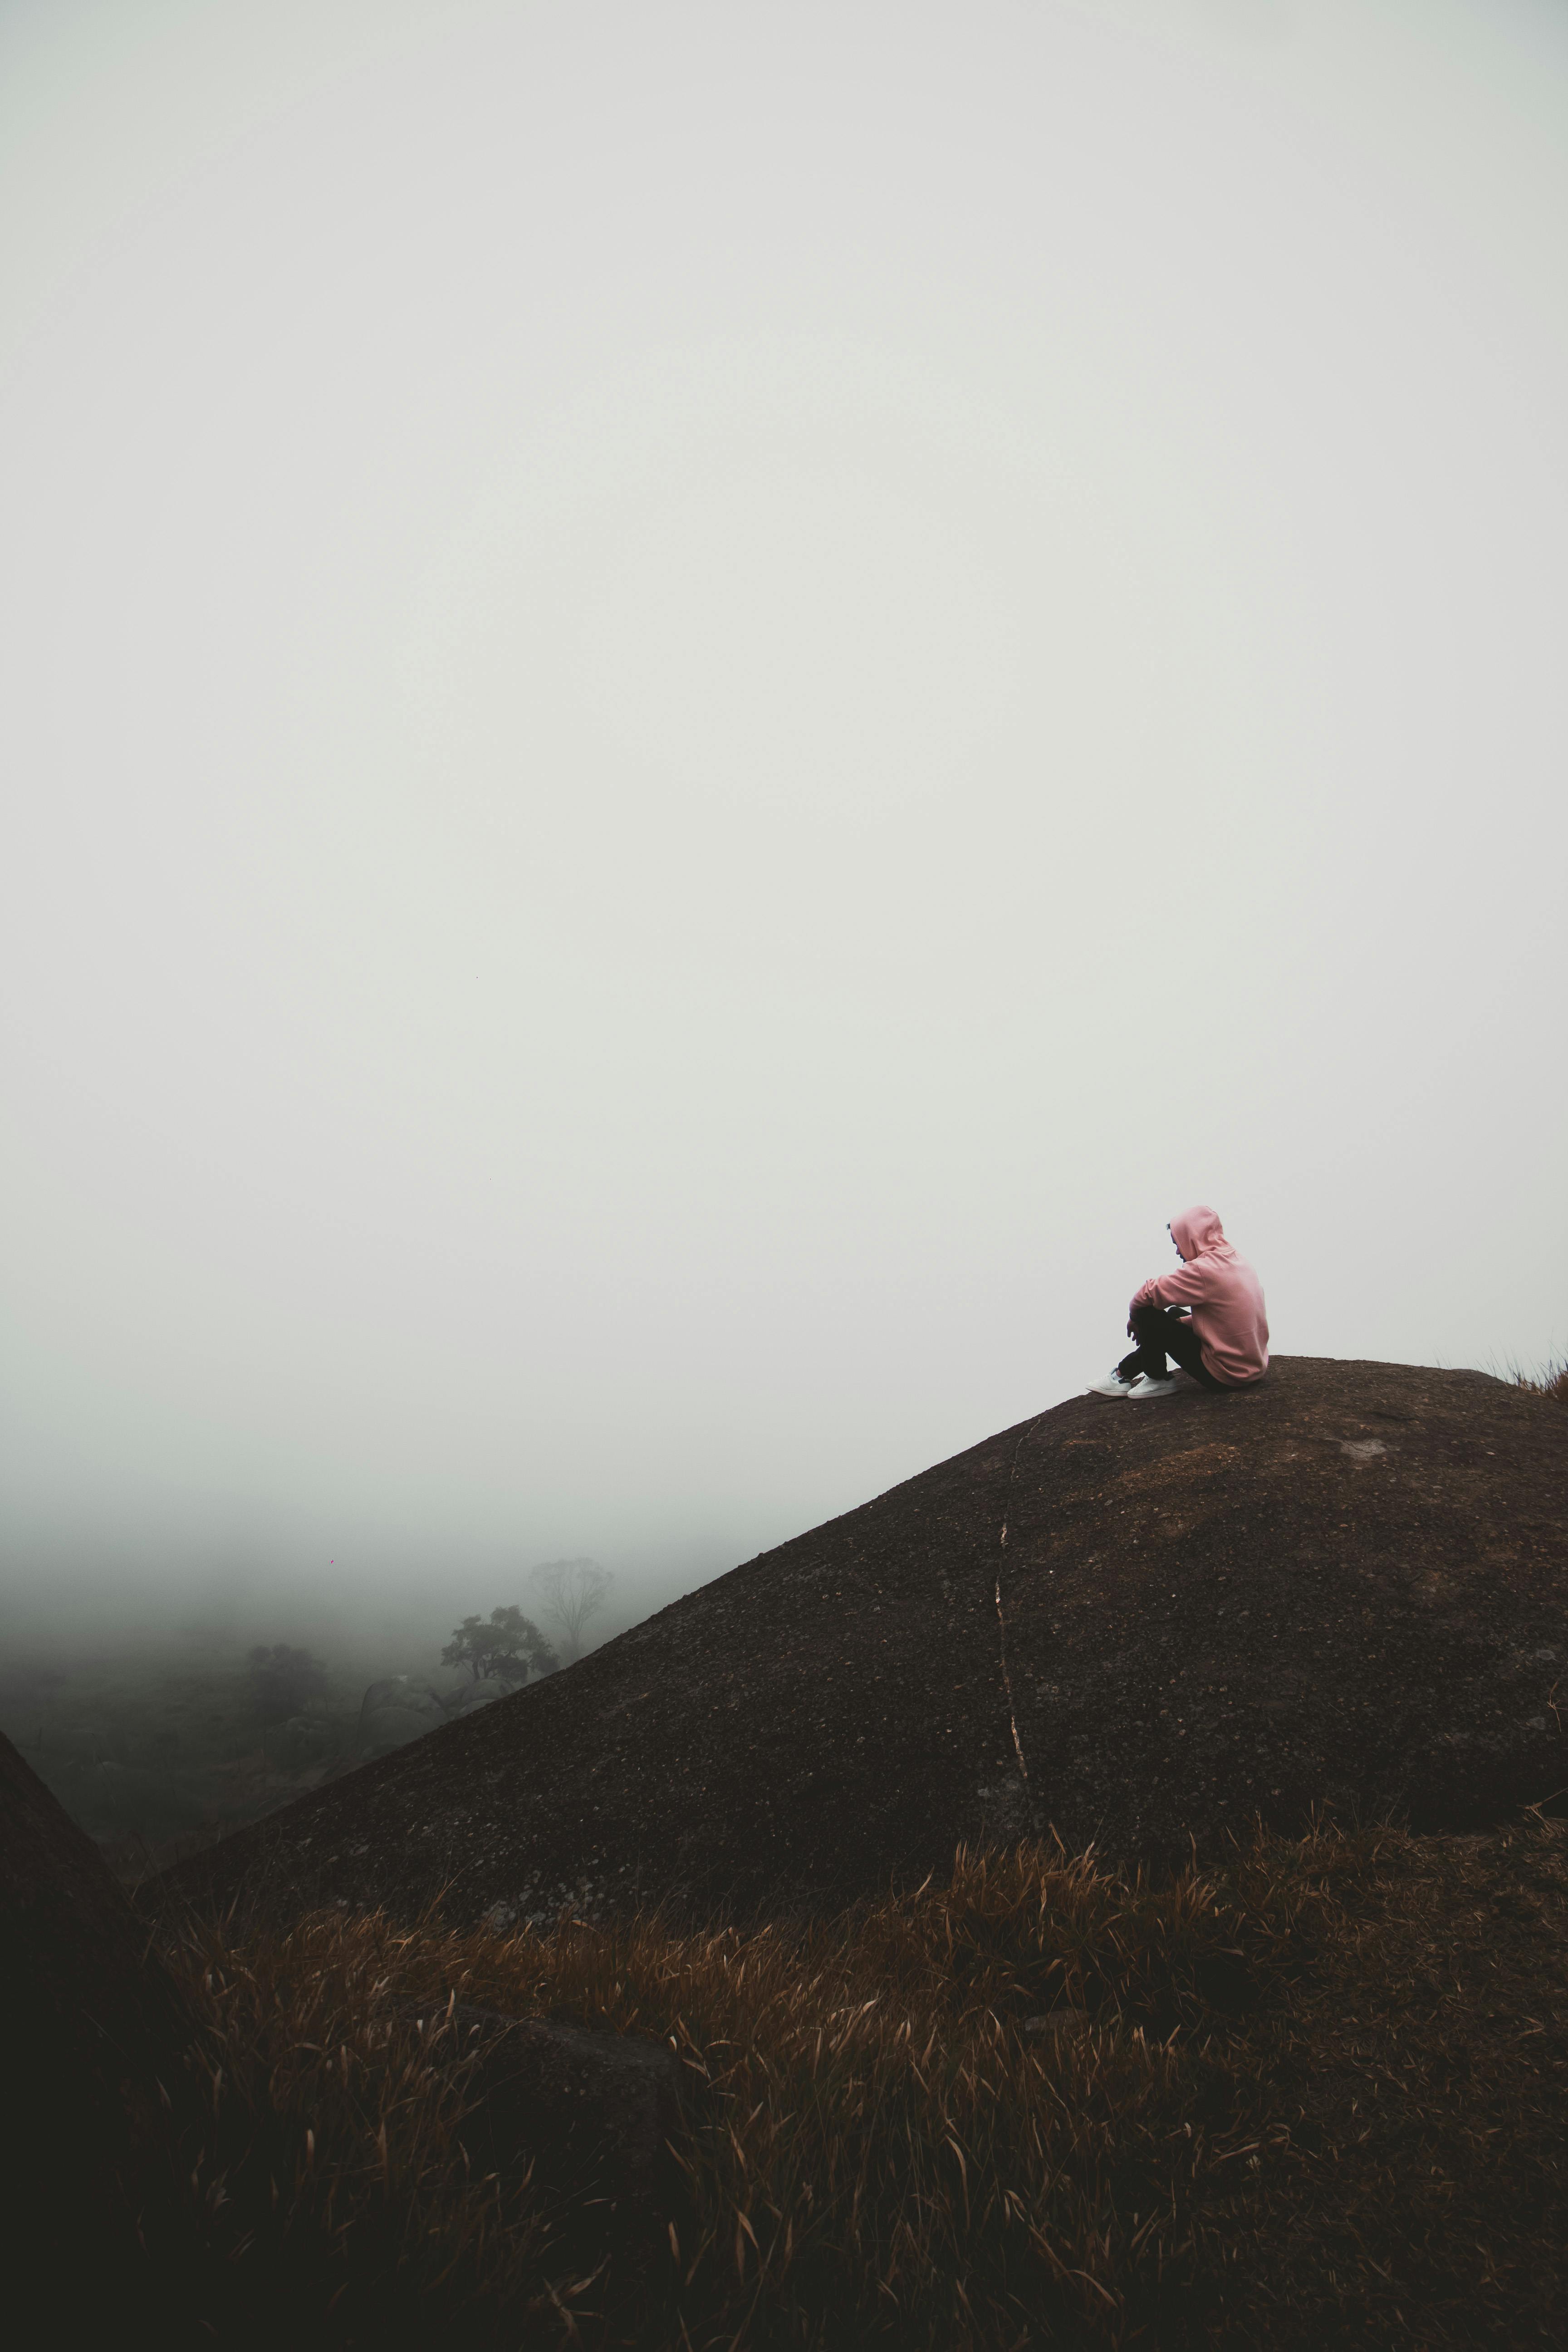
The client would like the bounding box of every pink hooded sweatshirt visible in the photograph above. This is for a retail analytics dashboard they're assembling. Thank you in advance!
[1129,1205,1269,1386]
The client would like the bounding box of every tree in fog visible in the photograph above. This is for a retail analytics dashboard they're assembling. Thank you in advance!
[528,1558,613,1662]
[441,1605,558,1686]
[245,1643,329,1722]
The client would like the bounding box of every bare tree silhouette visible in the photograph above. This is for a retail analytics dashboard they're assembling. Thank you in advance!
[527,1558,613,1662]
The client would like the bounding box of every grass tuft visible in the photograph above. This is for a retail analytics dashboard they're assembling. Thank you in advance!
[147,1817,1568,2347]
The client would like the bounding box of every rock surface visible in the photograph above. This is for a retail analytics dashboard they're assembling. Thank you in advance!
[0,1729,197,2329]
[158,1359,1568,1927]
[426,2006,686,2213]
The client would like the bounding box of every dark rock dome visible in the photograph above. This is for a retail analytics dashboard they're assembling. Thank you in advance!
[159,1358,1567,1927]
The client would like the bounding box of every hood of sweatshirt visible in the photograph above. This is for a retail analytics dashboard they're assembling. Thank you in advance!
[1169,1205,1233,1264]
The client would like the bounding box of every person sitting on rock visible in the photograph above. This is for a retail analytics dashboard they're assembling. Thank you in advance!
[1091,1205,1269,1401]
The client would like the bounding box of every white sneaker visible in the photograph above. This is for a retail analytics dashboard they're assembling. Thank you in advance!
[1088,1367,1137,1397]
[1127,1372,1180,1400]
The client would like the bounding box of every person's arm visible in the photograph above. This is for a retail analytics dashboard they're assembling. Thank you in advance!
[1130,1260,1210,1314]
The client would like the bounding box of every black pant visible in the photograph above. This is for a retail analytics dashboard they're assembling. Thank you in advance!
[1119,1303,1230,1391]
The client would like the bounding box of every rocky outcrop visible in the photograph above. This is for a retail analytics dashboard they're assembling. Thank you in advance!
[0,1729,197,2332]
[404,2004,688,2265]
[158,1359,1568,1927]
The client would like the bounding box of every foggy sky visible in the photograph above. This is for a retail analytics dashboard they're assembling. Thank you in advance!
[2,0,1565,1642]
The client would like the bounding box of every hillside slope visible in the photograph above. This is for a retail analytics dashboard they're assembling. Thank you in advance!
[162,1358,1568,1926]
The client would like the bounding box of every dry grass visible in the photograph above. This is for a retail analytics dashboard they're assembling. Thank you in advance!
[1507,1357,1568,1405]
[148,1816,1568,2348]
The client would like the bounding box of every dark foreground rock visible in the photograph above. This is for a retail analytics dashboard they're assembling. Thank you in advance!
[413,2005,689,2277]
[0,1730,198,2333]
[157,1358,1568,1928]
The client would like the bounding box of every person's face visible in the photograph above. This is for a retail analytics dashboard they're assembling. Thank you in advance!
[1169,1223,1184,1261]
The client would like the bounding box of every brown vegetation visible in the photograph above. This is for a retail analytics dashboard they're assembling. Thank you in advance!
[147,1812,1568,2347]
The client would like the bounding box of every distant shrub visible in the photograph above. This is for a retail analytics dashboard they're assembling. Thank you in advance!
[244,1644,330,1723]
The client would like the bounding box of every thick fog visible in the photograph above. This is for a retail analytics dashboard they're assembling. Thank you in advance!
[2,0,1565,1652]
